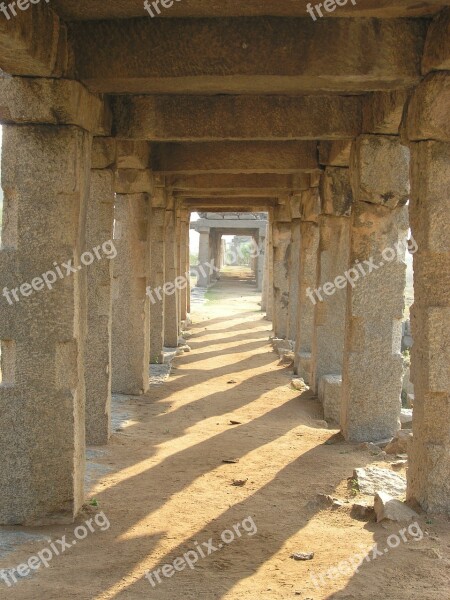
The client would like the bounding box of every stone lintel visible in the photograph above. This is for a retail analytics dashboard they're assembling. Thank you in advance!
[0,77,111,135]
[151,142,319,174]
[71,18,426,95]
[112,94,361,140]
[115,170,154,194]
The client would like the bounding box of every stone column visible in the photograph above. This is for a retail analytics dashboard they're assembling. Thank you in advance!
[197,226,211,287]
[85,138,116,445]
[272,201,292,338]
[179,212,189,322]
[403,70,450,512]
[294,189,320,383]
[149,183,166,364]
[341,135,409,442]
[310,168,352,422]
[0,124,91,525]
[256,229,266,293]
[164,206,179,347]
[287,218,301,341]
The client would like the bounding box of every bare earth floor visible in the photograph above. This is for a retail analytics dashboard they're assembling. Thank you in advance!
[0,269,449,599]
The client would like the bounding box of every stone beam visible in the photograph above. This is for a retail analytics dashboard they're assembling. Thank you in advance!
[71,18,426,94]
[169,174,309,193]
[181,199,276,211]
[0,1,69,76]
[152,142,319,174]
[113,95,361,141]
[54,0,446,20]
[0,77,111,135]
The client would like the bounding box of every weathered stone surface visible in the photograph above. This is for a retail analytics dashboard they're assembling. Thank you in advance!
[71,18,426,95]
[363,89,409,134]
[112,193,150,395]
[299,188,321,223]
[0,77,111,135]
[374,491,419,522]
[404,72,450,142]
[152,142,319,174]
[116,141,151,170]
[318,375,342,426]
[164,210,180,347]
[272,221,291,339]
[85,169,114,446]
[0,124,91,525]
[422,8,450,73]
[113,94,361,140]
[354,467,407,498]
[115,169,154,194]
[52,0,444,20]
[385,430,413,454]
[400,408,413,426]
[0,2,67,76]
[91,137,116,169]
[320,167,353,216]
[341,203,409,442]
[350,135,410,209]
[407,140,450,514]
[311,216,350,396]
[319,141,352,167]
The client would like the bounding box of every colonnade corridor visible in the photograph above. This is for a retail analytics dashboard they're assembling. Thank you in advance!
[0,276,448,600]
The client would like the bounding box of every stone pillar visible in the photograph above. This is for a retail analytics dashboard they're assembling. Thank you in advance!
[403,70,450,512]
[293,188,321,383]
[272,201,292,338]
[287,218,301,341]
[149,202,166,364]
[164,207,179,347]
[262,223,273,317]
[341,135,409,442]
[256,230,266,292]
[85,138,116,445]
[112,193,151,394]
[311,168,352,419]
[197,226,211,287]
[179,213,189,322]
[0,124,91,525]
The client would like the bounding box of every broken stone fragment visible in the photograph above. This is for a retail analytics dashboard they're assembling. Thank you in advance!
[374,491,419,523]
[385,430,413,455]
[353,466,407,498]
[291,378,308,391]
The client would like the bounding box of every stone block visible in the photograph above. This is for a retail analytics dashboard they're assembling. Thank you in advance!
[115,169,154,194]
[350,135,410,209]
[404,72,450,142]
[320,167,353,216]
[319,141,352,166]
[318,375,342,426]
[92,137,116,169]
[0,77,111,135]
[374,491,419,523]
[298,352,312,385]
[422,8,450,73]
[116,141,151,169]
[363,90,409,134]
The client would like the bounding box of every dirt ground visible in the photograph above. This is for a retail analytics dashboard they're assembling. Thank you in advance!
[0,267,449,599]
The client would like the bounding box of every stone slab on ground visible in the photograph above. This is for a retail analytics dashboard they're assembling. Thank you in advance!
[385,429,413,454]
[374,491,420,523]
[353,466,407,498]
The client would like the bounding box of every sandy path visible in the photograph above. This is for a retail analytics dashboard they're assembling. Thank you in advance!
[0,269,448,599]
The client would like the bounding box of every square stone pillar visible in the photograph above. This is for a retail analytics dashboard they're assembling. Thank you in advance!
[164,208,179,347]
[293,188,321,382]
[179,213,189,322]
[272,222,291,338]
[262,217,274,319]
[287,219,301,341]
[256,230,266,293]
[341,135,409,442]
[85,138,116,445]
[197,226,211,288]
[112,193,151,394]
[0,124,91,525]
[403,71,450,513]
[149,206,166,364]
[311,168,353,411]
